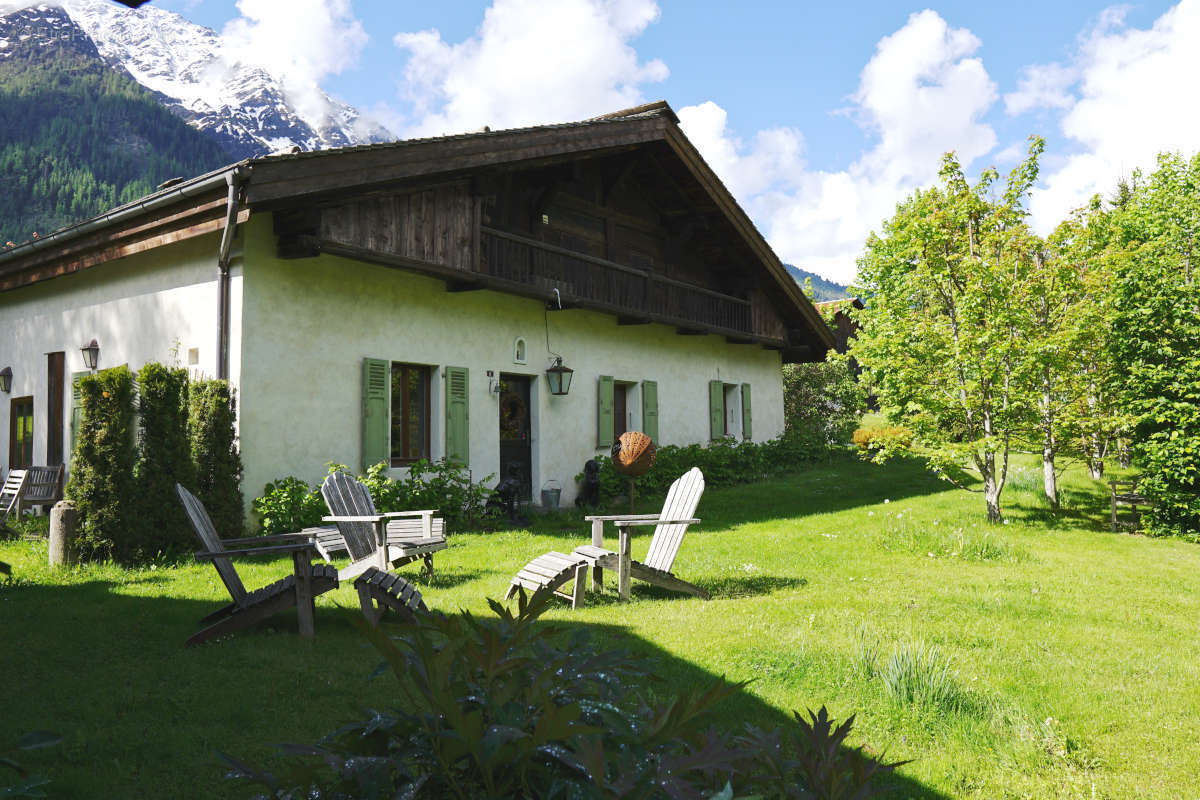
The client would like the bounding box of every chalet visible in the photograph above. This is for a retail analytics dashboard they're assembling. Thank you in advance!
[0,102,832,511]
[813,297,864,355]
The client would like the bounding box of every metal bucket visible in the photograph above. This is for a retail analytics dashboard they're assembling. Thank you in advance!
[540,480,562,510]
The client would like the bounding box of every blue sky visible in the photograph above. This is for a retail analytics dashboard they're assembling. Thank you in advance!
[153,0,1194,283]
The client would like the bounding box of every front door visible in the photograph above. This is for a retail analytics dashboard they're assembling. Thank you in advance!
[498,374,532,503]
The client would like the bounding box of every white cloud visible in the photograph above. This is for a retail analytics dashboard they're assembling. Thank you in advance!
[1004,62,1077,115]
[392,0,667,137]
[680,10,997,284]
[220,0,367,123]
[1028,1,1200,229]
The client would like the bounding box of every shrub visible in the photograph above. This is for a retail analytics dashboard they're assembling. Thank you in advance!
[132,362,194,559]
[225,589,903,798]
[852,425,915,458]
[252,460,495,534]
[65,366,137,561]
[366,459,494,530]
[188,379,244,537]
[580,433,830,505]
[251,477,325,537]
[880,641,965,713]
[783,355,868,446]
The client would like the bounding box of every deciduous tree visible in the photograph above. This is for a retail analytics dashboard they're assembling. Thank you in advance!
[852,139,1044,522]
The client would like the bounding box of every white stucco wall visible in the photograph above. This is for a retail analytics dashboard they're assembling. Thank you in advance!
[0,232,242,470]
[238,214,784,509]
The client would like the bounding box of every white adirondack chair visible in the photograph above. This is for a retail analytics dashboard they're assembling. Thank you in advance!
[1,469,29,527]
[319,471,446,581]
[506,467,708,605]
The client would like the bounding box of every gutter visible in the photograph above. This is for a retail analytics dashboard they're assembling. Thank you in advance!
[216,166,250,381]
[0,163,249,270]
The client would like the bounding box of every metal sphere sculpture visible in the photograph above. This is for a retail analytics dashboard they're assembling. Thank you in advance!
[611,431,656,476]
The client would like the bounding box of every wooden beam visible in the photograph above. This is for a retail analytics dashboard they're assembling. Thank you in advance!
[316,240,785,346]
[617,316,651,326]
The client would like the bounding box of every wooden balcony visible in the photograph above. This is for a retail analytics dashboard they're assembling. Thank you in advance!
[479,227,758,339]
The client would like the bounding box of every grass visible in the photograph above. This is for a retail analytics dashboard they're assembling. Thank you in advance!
[4,453,1200,798]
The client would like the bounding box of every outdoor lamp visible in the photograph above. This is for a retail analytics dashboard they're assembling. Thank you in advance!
[81,339,100,371]
[545,357,574,396]
[0,367,11,393]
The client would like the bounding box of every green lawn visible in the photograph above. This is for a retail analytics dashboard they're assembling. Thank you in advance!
[3,455,1199,798]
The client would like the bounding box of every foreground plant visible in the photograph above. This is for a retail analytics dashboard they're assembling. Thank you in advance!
[224,589,903,798]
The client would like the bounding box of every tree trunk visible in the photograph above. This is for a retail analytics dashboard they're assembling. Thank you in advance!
[982,445,1004,523]
[984,471,1003,524]
[1043,443,1059,509]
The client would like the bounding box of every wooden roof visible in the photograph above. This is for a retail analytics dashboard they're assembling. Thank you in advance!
[0,101,832,354]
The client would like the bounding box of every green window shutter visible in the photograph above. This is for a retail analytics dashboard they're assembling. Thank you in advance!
[362,358,390,472]
[741,383,752,440]
[641,380,658,442]
[69,371,87,460]
[445,366,470,466]
[596,375,615,447]
[708,380,724,441]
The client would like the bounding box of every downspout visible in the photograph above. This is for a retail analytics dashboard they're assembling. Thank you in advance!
[216,167,249,381]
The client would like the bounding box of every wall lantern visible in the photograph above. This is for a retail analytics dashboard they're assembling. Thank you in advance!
[81,339,100,371]
[545,357,574,396]
[0,367,11,393]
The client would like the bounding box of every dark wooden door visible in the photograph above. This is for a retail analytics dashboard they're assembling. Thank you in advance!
[9,396,33,470]
[47,352,64,466]
[498,374,532,502]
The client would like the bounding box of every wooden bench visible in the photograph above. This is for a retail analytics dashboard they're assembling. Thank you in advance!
[1111,479,1151,532]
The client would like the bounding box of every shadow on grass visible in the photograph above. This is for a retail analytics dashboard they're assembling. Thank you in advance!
[0,572,949,800]
[476,456,954,537]
[704,574,809,599]
[415,566,487,589]
[1009,486,1114,532]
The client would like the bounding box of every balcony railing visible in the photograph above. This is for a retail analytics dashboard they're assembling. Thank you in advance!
[480,227,753,336]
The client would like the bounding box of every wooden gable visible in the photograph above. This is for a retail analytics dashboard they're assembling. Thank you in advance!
[264,109,830,359]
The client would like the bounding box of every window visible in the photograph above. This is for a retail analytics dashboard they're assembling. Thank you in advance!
[614,383,628,438]
[390,363,431,465]
[9,396,33,470]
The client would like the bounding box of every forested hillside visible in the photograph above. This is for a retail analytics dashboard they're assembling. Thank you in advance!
[0,7,230,245]
[783,264,849,301]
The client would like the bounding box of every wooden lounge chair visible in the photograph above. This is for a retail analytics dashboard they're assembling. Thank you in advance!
[1,469,29,528]
[504,551,590,608]
[506,467,707,605]
[319,471,447,581]
[177,483,339,646]
[353,566,429,626]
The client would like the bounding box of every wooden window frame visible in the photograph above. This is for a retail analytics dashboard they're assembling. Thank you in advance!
[9,395,34,470]
[390,363,432,466]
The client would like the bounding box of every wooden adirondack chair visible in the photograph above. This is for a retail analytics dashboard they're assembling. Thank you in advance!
[23,465,64,511]
[506,467,707,605]
[177,483,339,646]
[319,471,447,581]
[1,470,29,528]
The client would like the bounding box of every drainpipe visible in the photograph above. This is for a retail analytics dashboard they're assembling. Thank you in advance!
[216,167,249,381]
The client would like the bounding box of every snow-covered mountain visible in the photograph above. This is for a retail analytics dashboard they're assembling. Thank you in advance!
[3,0,393,159]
